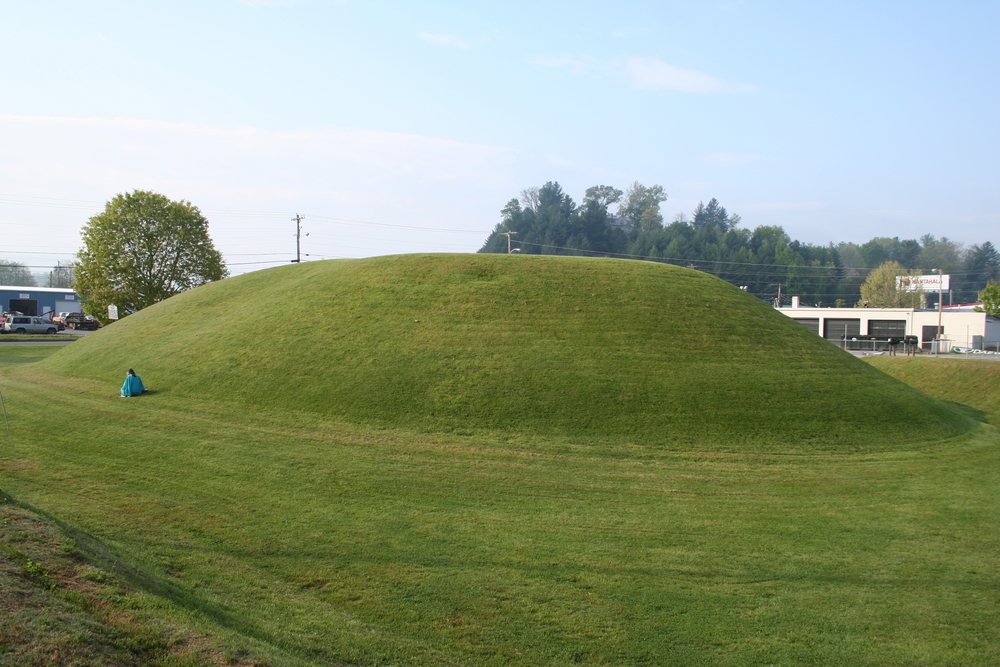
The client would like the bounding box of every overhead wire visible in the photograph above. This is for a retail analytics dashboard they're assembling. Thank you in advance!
[510,238,990,276]
[1,192,994,287]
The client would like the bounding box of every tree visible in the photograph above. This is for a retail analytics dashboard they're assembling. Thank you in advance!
[75,190,228,322]
[46,261,74,288]
[617,182,667,231]
[692,198,740,233]
[583,185,623,208]
[858,261,922,308]
[917,235,961,274]
[0,259,37,286]
[858,238,890,268]
[519,187,540,213]
[962,242,1000,300]
[975,280,1000,317]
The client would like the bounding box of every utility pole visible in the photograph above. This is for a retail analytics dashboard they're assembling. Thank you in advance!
[935,268,943,343]
[501,230,517,254]
[291,214,305,263]
[770,283,787,308]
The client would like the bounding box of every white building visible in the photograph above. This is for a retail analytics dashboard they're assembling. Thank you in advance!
[777,298,1000,352]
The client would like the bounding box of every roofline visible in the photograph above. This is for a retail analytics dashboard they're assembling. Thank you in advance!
[0,286,79,294]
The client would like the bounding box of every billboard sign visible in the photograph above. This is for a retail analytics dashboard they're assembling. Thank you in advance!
[897,274,949,293]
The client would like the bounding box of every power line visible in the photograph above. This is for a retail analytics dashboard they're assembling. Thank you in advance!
[511,239,997,277]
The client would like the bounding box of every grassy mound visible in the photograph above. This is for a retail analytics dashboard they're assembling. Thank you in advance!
[43,254,970,449]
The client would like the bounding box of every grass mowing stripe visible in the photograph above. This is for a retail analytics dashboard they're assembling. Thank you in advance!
[3,358,1000,664]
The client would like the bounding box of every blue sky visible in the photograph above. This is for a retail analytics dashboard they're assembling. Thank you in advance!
[2,1,997,276]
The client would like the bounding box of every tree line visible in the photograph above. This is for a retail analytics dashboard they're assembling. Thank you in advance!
[0,260,74,288]
[478,181,1000,307]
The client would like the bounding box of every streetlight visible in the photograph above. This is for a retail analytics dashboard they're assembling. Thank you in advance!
[935,268,943,343]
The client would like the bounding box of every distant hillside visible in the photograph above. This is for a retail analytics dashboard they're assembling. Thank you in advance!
[42,254,971,451]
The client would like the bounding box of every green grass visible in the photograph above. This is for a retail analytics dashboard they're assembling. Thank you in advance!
[0,501,258,667]
[1,256,998,665]
[2,361,999,665]
[0,345,68,365]
[40,254,971,451]
[0,334,82,342]
[866,356,1000,426]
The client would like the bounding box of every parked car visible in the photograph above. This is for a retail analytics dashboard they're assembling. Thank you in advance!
[1,315,58,335]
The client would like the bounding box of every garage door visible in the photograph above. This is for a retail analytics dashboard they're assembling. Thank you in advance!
[823,318,860,341]
[55,299,81,315]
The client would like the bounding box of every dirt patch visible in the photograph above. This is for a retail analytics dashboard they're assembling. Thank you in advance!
[0,502,269,666]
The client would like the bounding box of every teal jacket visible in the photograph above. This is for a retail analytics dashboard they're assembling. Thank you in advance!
[121,374,146,397]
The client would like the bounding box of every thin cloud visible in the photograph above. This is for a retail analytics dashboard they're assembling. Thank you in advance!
[418,32,469,49]
[620,57,750,93]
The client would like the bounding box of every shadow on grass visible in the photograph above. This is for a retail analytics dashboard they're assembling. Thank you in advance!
[120,389,167,398]
[942,400,990,423]
[0,487,285,658]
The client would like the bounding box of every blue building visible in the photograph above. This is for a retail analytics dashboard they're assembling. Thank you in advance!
[0,285,83,317]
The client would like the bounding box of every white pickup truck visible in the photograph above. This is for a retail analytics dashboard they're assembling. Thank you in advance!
[1,315,58,335]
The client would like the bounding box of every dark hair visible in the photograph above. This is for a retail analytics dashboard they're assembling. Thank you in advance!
[128,369,135,375]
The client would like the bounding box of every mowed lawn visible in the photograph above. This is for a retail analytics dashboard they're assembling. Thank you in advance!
[2,348,1000,666]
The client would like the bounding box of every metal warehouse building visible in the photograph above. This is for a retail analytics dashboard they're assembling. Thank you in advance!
[0,286,83,317]
[779,301,1000,352]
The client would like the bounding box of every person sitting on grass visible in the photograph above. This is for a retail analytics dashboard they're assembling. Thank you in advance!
[120,369,146,398]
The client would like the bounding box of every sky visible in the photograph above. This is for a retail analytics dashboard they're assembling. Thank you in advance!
[1,1,998,278]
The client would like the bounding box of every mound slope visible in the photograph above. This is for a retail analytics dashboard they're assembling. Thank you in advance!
[44,254,971,449]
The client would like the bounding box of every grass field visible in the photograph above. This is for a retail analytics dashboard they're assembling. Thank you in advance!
[1,256,998,665]
[867,355,1000,426]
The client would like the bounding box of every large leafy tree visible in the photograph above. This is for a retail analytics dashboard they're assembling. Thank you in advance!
[75,190,228,321]
[618,181,667,231]
[583,185,623,208]
[858,261,923,308]
[976,280,1000,317]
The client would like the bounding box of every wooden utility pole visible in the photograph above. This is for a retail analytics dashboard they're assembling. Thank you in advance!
[770,283,787,308]
[291,214,305,263]
[501,231,518,254]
